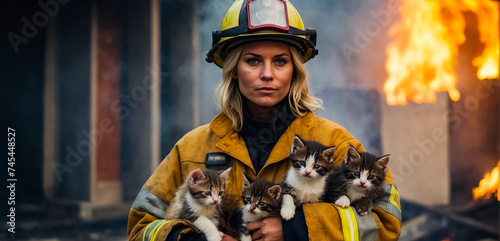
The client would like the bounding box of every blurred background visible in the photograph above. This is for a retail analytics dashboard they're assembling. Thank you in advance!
[1,0,499,240]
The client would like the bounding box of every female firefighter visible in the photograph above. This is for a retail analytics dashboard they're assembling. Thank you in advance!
[127,0,402,240]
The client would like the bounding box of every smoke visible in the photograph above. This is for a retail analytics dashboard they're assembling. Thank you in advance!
[197,0,234,124]
[196,0,398,153]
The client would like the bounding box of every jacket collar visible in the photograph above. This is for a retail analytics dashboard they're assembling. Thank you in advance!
[209,112,234,138]
[210,113,254,172]
[209,111,318,175]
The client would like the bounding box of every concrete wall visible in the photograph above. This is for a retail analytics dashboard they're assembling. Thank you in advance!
[382,93,451,206]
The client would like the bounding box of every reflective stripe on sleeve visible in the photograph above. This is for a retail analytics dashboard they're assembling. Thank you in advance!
[389,185,402,213]
[334,205,359,241]
[353,205,378,241]
[334,185,401,241]
[334,204,378,241]
[132,189,169,219]
[143,219,170,241]
[375,184,402,221]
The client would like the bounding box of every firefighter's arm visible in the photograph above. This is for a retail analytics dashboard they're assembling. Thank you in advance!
[302,139,402,241]
[128,208,199,241]
[303,171,401,241]
[127,144,201,241]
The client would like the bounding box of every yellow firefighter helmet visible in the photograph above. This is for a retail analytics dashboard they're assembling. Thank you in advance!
[206,0,318,68]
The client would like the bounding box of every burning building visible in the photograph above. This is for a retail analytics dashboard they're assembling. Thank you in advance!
[380,0,499,240]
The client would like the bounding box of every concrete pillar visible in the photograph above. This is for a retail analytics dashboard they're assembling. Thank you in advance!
[52,0,93,204]
[43,0,161,219]
[88,0,124,211]
[381,92,451,206]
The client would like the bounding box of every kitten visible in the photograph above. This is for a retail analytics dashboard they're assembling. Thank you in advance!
[322,146,390,215]
[230,174,282,241]
[280,135,336,220]
[165,168,231,241]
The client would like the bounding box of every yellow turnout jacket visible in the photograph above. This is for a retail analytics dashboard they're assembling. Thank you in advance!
[127,112,402,241]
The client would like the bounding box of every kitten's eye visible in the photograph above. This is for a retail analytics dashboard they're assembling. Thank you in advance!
[218,191,224,196]
[368,174,375,180]
[299,161,306,166]
[313,164,320,169]
[258,202,266,207]
[243,197,251,203]
[354,172,360,177]
[204,191,211,196]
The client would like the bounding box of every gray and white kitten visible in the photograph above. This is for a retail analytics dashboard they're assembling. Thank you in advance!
[230,174,282,241]
[322,146,389,215]
[165,168,231,241]
[280,135,336,220]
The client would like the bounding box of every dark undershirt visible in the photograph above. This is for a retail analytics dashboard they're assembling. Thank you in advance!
[239,97,296,174]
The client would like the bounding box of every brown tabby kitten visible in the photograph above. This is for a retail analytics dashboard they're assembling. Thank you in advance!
[230,174,281,241]
[280,135,335,220]
[322,146,389,215]
[165,168,231,241]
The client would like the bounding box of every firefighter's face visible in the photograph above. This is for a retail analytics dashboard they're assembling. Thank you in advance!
[235,41,293,119]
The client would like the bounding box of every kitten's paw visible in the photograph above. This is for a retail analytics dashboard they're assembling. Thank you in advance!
[356,208,369,216]
[355,204,370,215]
[334,195,351,208]
[280,206,296,221]
[353,198,372,216]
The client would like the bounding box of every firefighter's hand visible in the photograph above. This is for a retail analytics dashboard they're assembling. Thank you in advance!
[247,217,283,241]
[221,233,237,241]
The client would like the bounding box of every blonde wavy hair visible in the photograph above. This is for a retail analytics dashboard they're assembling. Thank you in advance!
[215,44,323,131]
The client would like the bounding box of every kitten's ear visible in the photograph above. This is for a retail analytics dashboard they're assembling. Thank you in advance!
[344,146,361,164]
[377,154,390,172]
[189,168,205,185]
[322,146,336,163]
[242,173,253,189]
[219,167,232,182]
[268,185,282,200]
[291,135,306,153]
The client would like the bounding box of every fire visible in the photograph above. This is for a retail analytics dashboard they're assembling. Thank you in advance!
[384,0,499,106]
[384,0,463,106]
[464,0,499,80]
[472,161,499,201]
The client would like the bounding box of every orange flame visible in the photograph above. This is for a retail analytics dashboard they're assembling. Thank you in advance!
[384,0,499,106]
[464,0,499,80]
[472,161,499,201]
[384,0,463,106]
